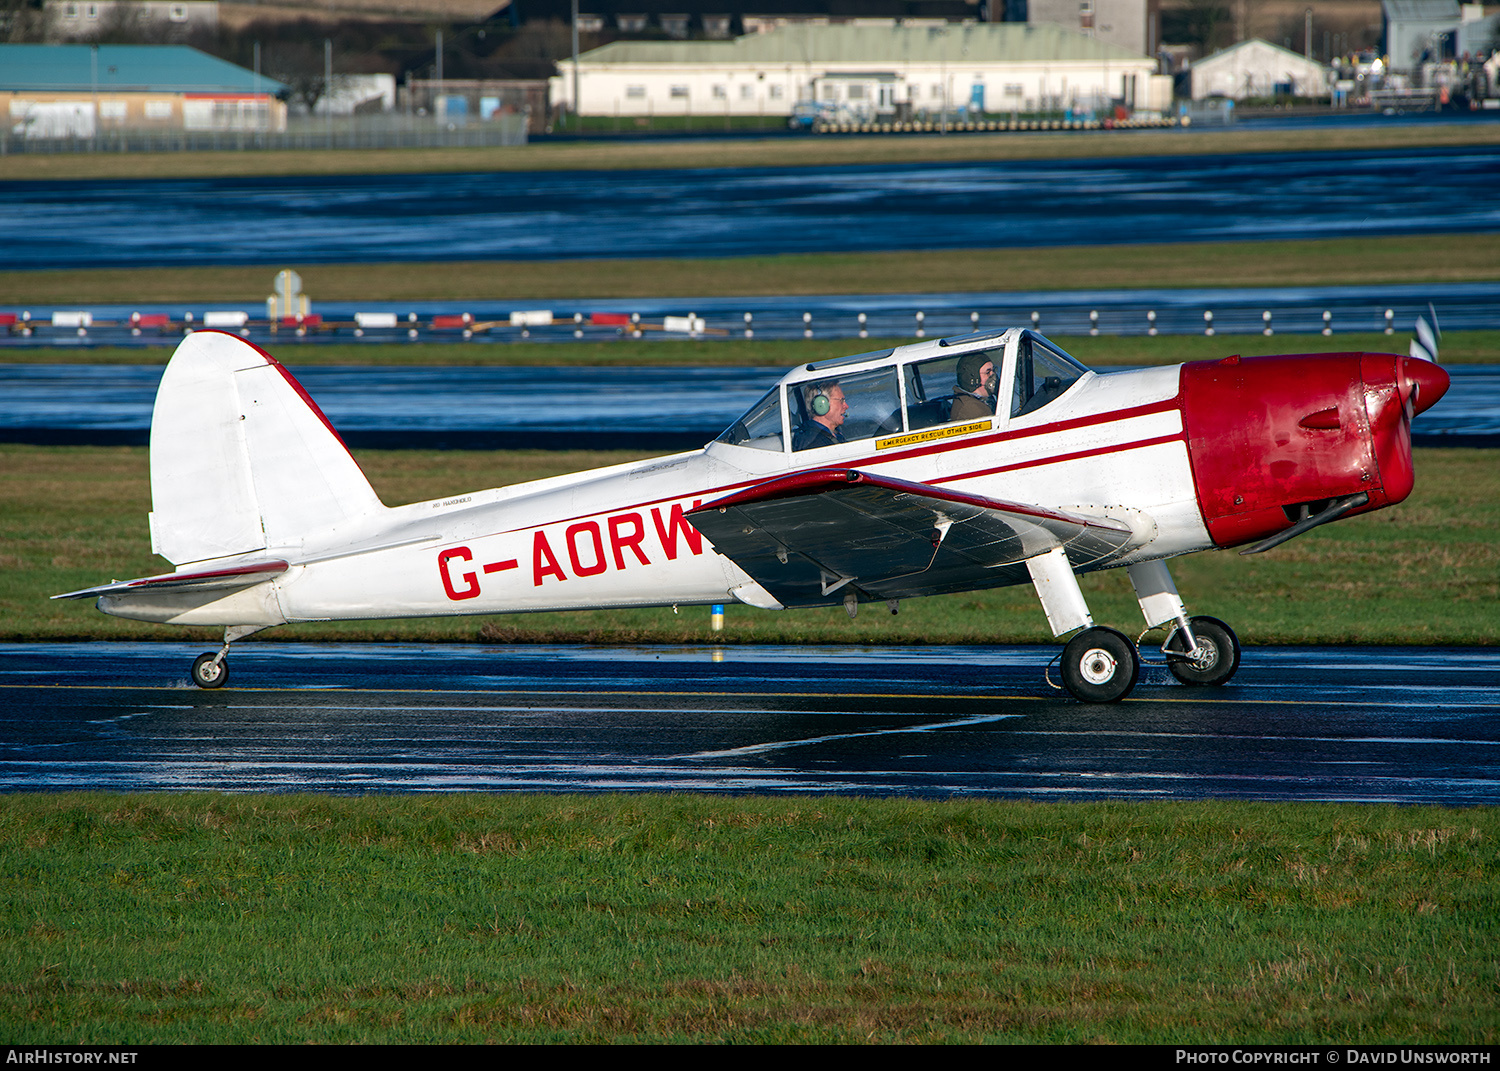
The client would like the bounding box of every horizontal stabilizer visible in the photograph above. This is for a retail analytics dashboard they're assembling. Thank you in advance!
[52,559,288,601]
[689,469,1137,608]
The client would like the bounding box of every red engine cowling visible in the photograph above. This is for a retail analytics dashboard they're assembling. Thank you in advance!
[1180,352,1449,549]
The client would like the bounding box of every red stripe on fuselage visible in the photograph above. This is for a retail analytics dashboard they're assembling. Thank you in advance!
[947,432,1187,484]
[480,397,1184,539]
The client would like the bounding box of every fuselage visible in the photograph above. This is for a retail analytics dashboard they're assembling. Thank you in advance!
[97,327,1444,630]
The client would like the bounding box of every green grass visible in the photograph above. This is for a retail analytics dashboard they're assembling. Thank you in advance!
[5,117,1495,1049]
[1,793,1495,1043]
[7,444,1495,647]
[3,120,1498,181]
[5,233,1497,306]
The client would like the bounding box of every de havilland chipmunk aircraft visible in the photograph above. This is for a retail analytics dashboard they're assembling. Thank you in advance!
[55,319,1449,703]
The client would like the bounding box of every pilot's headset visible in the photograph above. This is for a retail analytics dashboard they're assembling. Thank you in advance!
[957,352,991,393]
[806,384,834,417]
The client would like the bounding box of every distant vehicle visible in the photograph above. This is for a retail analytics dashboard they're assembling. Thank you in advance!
[787,101,846,128]
[56,320,1448,703]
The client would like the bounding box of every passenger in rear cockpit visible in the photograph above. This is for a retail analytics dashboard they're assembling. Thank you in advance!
[951,352,998,422]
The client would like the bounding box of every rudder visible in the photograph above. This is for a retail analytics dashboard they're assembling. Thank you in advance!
[149,331,383,566]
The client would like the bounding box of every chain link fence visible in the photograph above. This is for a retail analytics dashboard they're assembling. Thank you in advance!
[0,109,529,155]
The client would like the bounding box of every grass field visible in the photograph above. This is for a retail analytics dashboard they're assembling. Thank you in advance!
[4,116,1496,1048]
[7,443,1494,647]
[2,793,1495,1043]
[4,121,1499,182]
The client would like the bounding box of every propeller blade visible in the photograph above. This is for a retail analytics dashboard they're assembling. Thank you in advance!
[1411,305,1441,364]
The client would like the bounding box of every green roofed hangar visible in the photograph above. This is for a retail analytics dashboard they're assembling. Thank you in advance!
[550,22,1170,123]
[1,43,287,138]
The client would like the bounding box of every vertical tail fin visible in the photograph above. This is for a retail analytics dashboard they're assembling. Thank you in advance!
[149,331,383,566]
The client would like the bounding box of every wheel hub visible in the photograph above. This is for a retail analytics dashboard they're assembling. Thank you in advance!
[1080,648,1118,684]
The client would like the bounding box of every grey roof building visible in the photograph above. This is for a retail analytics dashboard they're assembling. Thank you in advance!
[1383,0,1461,67]
[568,21,1152,65]
[553,23,1166,117]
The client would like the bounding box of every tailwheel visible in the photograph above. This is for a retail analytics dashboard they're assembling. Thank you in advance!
[1166,616,1240,687]
[1060,626,1140,703]
[191,652,228,689]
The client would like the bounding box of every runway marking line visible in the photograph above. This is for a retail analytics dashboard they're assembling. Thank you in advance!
[2,683,1494,711]
[678,714,1020,760]
[0,684,1013,700]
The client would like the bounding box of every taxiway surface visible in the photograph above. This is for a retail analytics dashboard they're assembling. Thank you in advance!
[5,147,1497,268]
[2,643,1495,803]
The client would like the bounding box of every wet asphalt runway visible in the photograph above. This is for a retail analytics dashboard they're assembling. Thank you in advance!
[4,146,1498,269]
[3,642,1496,802]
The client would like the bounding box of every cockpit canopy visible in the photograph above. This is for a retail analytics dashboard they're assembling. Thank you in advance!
[716,329,1089,454]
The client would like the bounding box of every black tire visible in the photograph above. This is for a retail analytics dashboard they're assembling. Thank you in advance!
[1167,616,1241,687]
[191,653,228,689]
[1060,627,1140,703]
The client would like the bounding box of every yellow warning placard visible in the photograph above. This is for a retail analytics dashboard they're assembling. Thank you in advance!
[876,420,991,451]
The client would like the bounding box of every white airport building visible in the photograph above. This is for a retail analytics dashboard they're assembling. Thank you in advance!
[552,22,1169,120]
[1190,38,1332,100]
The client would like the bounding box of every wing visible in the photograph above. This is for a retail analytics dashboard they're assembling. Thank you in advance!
[52,559,289,602]
[688,469,1142,609]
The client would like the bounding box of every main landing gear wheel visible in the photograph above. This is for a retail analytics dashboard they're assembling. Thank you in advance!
[191,653,228,689]
[1167,616,1241,687]
[1061,626,1140,703]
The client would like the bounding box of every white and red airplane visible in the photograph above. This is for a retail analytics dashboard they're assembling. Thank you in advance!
[55,321,1448,702]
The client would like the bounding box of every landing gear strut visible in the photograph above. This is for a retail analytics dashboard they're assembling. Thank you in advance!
[191,651,228,689]
[1027,548,1143,703]
[188,624,268,689]
[1165,616,1241,687]
[1027,551,1240,703]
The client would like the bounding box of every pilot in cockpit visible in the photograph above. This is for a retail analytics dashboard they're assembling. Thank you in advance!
[950,352,999,422]
[793,381,848,451]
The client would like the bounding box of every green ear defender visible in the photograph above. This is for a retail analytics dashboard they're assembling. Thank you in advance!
[811,393,831,416]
